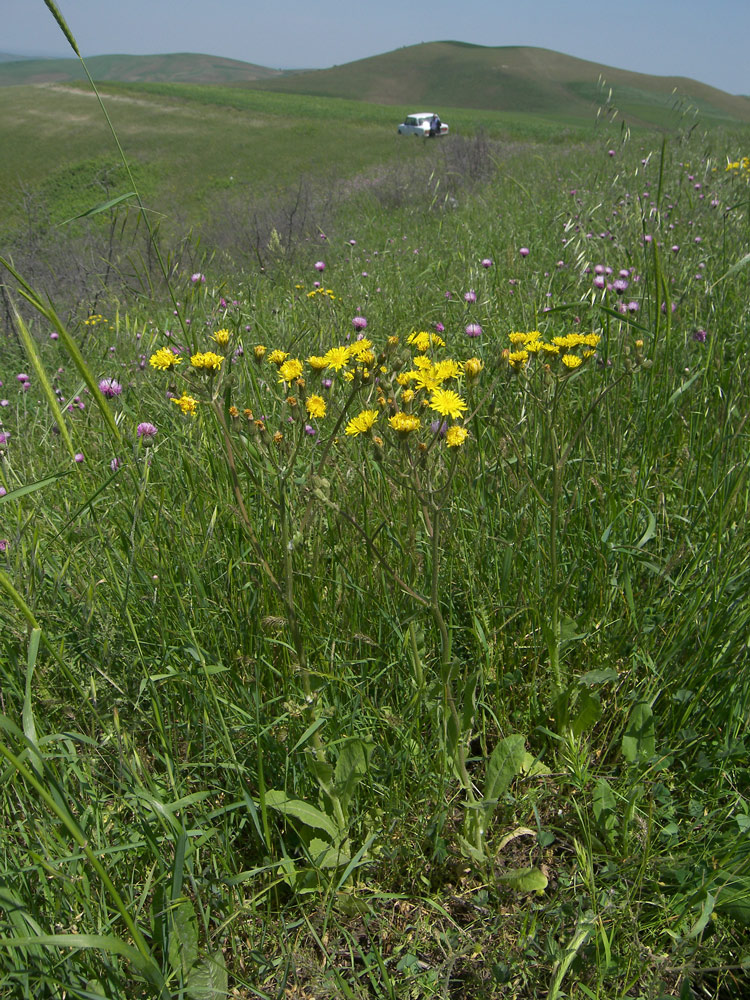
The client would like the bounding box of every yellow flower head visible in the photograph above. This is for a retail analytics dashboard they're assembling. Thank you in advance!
[432,359,461,382]
[508,350,530,369]
[429,387,468,420]
[446,425,468,448]
[190,351,224,371]
[307,355,328,371]
[306,394,326,419]
[172,393,198,415]
[268,349,289,366]
[349,338,373,359]
[278,358,304,382]
[345,409,379,436]
[254,345,267,361]
[149,347,183,371]
[464,357,483,379]
[324,346,352,371]
[408,330,445,353]
[213,328,230,347]
[389,412,421,434]
[402,389,415,404]
[562,354,583,369]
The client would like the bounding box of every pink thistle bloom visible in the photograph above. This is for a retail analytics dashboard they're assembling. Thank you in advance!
[465,323,483,338]
[519,247,530,257]
[191,273,206,284]
[74,453,84,463]
[99,378,123,398]
[464,290,477,303]
[481,258,493,268]
[16,373,29,383]
[315,261,326,271]
[137,422,157,440]
[0,540,9,554]
[352,316,367,330]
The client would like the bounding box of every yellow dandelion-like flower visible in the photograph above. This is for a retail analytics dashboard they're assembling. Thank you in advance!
[432,359,461,382]
[349,338,373,359]
[172,393,198,415]
[387,335,399,346]
[539,343,560,355]
[562,354,583,369]
[278,358,304,382]
[213,328,230,347]
[268,349,289,366]
[149,347,182,371]
[402,389,415,404]
[508,331,528,345]
[408,330,445,352]
[306,395,326,418]
[229,405,239,418]
[635,339,644,348]
[324,346,351,371]
[355,349,376,367]
[412,356,433,370]
[582,333,601,347]
[508,350,530,368]
[254,345,267,361]
[396,373,411,386]
[446,425,468,447]
[525,340,543,353]
[389,412,421,434]
[307,355,328,371]
[345,409,379,436]
[429,387,468,419]
[190,351,224,371]
[464,357,483,379]
[410,369,442,393]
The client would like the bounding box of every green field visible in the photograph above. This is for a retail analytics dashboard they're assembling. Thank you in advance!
[2,42,750,1000]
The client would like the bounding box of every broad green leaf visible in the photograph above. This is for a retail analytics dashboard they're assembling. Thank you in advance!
[520,752,552,777]
[263,790,339,839]
[307,837,352,869]
[498,867,548,892]
[622,702,656,763]
[572,689,602,737]
[578,668,619,687]
[334,739,369,814]
[484,735,526,803]
[592,778,617,834]
[168,899,199,979]
[187,949,228,1000]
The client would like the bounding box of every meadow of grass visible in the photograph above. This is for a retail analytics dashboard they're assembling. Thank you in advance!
[2,26,750,1000]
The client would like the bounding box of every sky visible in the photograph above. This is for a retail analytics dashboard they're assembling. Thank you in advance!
[3,0,749,96]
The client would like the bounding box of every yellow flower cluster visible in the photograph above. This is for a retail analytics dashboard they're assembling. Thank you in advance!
[506,330,600,372]
[213,328,230,347]
[407,330,445,352]
[83,314,106,326]
[306,287,337,300]
[172,393,198,415]
[190,351,224,371]
[726,156,750,174]
[149,347,183,371]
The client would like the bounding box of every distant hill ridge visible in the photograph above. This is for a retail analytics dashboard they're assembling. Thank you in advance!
[0,52,282,85]
[0,42,748,125]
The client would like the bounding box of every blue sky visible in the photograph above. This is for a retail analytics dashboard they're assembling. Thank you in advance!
[4,0,749,96]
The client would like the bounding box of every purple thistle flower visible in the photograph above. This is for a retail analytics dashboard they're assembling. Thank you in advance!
[0,486,6,497]
[481,258,493,268]
[0,540,8,554]
[693,329,707,342]
[627,301,640,313]
[593,276,606,289]
[352,316,368,330]
[613,278,629,294]
[434,322,445,334]
[465,323,483,338]
[74,452,84,463]
[464,289,477,303]
[0,432,10,445]
[315,260,326,271]
[430,420,449,436]
[137,422,158,440]
[110,457,121,472]
[99,378,123,398]
[191,272,206,284]
[519,247,530,257]
[16,373,29,383]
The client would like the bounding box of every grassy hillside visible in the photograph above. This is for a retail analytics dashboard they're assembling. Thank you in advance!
[247,41,750,127]
[0,52,283,86]
[0,81,594,239]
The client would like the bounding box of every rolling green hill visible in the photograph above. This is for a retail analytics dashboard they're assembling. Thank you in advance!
[0,52,282,86]
[247,42,750,127]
